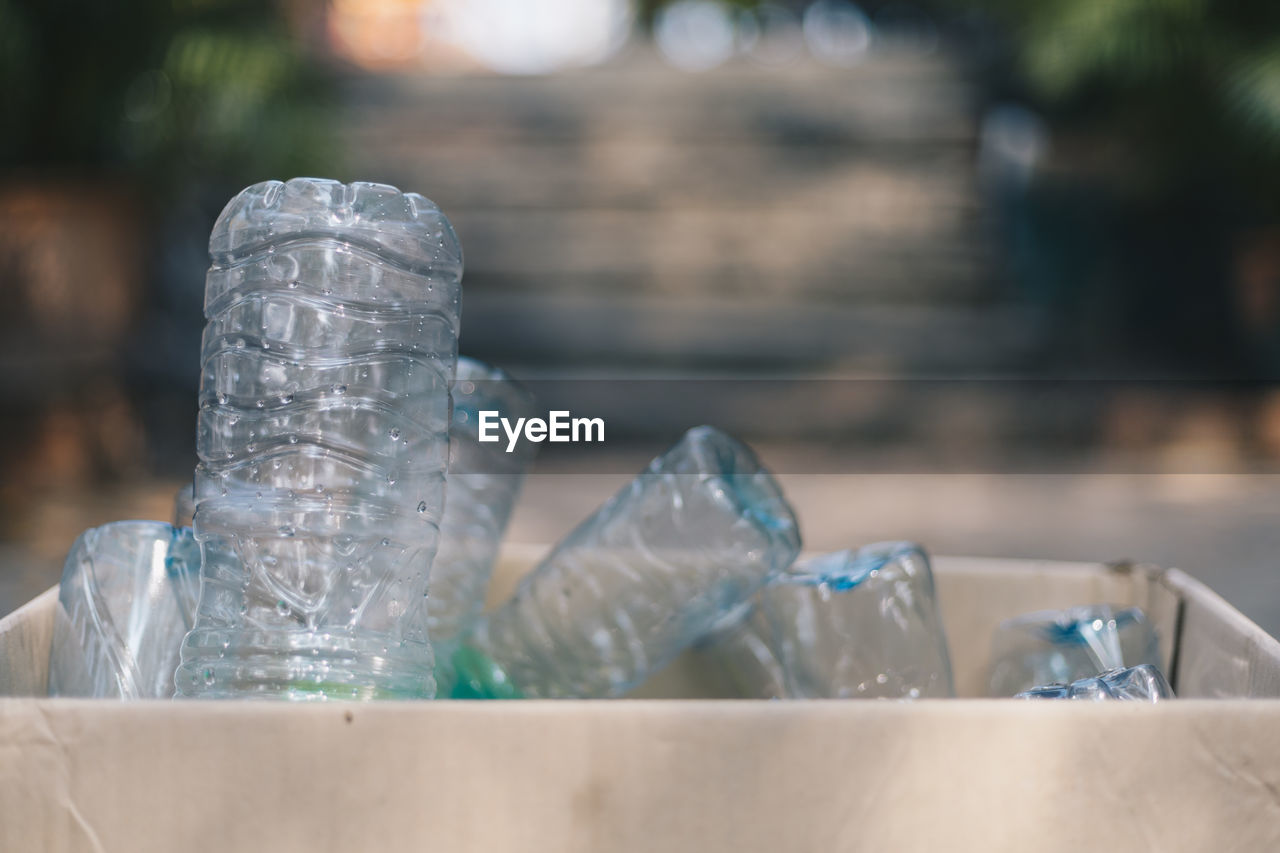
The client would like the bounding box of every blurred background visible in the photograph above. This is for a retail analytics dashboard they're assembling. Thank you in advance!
[1,0,1278,632]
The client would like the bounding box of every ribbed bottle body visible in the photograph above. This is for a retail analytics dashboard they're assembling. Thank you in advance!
[177,179,461,700]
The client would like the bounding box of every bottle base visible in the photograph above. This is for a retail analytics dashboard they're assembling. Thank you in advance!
[177,630,435,700]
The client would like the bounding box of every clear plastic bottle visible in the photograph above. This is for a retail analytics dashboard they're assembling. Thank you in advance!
[430,358,537,655]
[699,541,954,699]
[987,604,1160,697]
[50,521,200,699]
[176,178,462,700]
[775,542,952,698]
[454,426,801,699]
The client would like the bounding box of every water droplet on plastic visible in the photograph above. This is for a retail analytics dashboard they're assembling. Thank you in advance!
[276,600,290,616]
[417,501,428,513]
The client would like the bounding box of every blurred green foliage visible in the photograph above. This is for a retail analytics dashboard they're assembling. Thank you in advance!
[959,0,1280,216]
[0,0,336,199]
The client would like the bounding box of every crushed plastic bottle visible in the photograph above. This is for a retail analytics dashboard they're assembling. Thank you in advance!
[49,521,200,699]
[176,178,462,700]
[700,541,954,699]
[988,604,1160,697]
[1016,664,1173,702]
[430,358,537,663]
[449,425,801,698]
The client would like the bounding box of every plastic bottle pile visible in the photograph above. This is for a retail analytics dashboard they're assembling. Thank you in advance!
[46,178,1173,703]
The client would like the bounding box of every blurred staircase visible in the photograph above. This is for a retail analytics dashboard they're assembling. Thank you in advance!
[341,47,1036,380]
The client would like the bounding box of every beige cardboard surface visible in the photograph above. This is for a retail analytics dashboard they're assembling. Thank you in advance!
[1165,568,1280,698]
[0,587,54,697]
[2,699,1280,852]
[4,550,1280,851]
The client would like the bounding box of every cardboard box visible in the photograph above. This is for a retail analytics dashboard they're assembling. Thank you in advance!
[2,545,1280,851]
